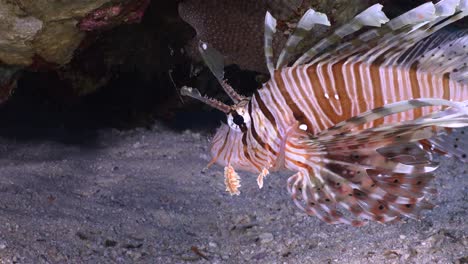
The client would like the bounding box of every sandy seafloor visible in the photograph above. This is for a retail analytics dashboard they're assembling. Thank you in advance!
[0,122,466,264]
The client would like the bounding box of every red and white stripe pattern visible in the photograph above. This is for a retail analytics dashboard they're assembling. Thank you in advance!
[185,1,468,226]
[263,53,468,135]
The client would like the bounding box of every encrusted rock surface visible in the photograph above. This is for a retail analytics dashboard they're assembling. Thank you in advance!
[0,0,154,103]
[0,0,149,66]
[0,1,43,66]
[78,0,151,31]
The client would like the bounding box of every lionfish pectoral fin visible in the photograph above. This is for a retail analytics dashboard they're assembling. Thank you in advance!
[322,98,467,136]
[224,164,241,195]
[286,99,468,225]
[288,132,436,225]
[287,171,367,226]
[420,100,468,162]
[427,127,467,162]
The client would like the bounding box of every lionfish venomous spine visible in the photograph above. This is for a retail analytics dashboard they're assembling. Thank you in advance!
[182,0,468,226]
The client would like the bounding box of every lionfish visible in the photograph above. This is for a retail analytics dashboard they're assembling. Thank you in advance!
[181,0,468,226]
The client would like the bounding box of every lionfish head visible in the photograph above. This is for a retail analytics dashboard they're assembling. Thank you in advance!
[181,84,257,172]
[180,71,255,172]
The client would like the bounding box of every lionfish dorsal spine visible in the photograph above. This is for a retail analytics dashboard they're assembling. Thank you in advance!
[264,11,277,76]
[294,4,389,66]
[275,9,330,69]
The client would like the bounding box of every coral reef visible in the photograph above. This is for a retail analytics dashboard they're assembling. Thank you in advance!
[78,0,151,31]
[0,2,43,66]
[0,0,151,67]
[0,0,155,105]
[12,1,193,127]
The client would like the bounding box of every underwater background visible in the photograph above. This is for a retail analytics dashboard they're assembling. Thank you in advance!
[0,0,466,263]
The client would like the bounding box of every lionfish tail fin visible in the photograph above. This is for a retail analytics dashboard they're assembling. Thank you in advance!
[286,99,468,225]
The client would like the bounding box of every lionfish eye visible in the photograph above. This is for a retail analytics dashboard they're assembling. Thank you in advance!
[227,107,251,132]
[233,114,244,126]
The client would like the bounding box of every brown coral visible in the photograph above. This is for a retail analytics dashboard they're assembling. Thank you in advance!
[0,0,151,66]
[0,2,43,66]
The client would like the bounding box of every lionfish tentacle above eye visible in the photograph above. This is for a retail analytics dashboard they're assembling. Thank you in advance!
[181,41,247,108]
[182,1,468,226]
[180,86,231,113]
[198,41,246,103]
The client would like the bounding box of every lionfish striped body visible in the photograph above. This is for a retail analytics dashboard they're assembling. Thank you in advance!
[182,0,468,226]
